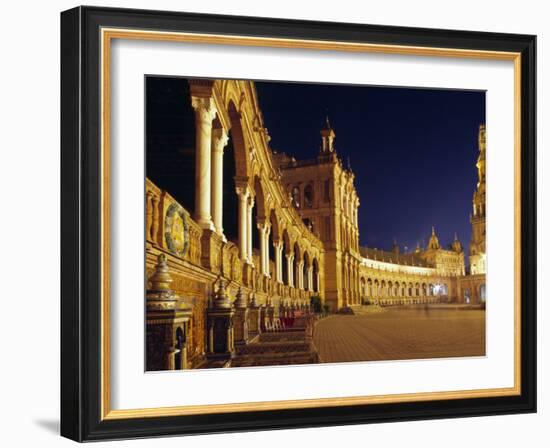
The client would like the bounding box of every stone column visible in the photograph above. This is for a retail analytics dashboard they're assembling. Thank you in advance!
[274,240,283,283]
[264,223,271,276]
[286,254,294,287]
[315,271,320,293]
[307,267,313,292]
[297,261,304,290]
[211,127,228,238]
[191,96,217,230]
[236,185,249,261]
[257,221,270,276]
[247,196,255,264]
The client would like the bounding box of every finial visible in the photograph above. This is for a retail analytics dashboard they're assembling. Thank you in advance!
[432,225,435,235]
[454,232,459,241]
[213,278,231,308]
[249,292,258,307]
[149,253,173,292]
[234,286,247,308]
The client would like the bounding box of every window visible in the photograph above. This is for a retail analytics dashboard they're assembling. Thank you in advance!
[304,184,314,207]
[291,186,300,208]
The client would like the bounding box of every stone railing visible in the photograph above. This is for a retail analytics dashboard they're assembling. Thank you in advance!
[146,178,203,266]
[221,240,242,283]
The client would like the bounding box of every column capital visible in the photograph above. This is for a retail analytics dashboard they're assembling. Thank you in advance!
[235,184,250,198]
[234,176,250,194]
[212,127,229,153]
[256,218,271,231]
[191,96,217,123]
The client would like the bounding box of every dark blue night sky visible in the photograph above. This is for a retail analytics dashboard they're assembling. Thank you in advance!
[255,81,485,254]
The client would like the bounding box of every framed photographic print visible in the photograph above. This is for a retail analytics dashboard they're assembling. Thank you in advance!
[60,6,536,441]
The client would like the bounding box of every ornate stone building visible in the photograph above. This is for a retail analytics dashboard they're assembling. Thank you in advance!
[145,78,486,370]
[273,118,362,311]
[457,124,487,303]
[146,78,324,370]
[470,124,487,275]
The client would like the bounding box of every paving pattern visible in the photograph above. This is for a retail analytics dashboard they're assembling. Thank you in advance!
[313,307,486,363]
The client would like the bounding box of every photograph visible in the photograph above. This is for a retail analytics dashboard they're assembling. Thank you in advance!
[145,77,487,370]
[56,5,537,441]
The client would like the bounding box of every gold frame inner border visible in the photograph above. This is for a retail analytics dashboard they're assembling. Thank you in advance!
[100,27,522,421]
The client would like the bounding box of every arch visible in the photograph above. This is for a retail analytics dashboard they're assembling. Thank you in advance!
[253,175,268,221]
[269,209,281,241]
[367,278,373,297]
[226,100,250,178]
[291,185,301,208]
[360,277,366,297]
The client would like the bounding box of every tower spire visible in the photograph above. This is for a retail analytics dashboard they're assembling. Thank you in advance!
[452,232,463,253]
[320,114,336,154]
[428,226,440,250]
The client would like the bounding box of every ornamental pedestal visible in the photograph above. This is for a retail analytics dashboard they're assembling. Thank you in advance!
[259,303,269,332]
[247,294,262,339]
[233,288,249,345]
[200,229,223,273]
[206,280,235,360]
[242,262,254,287]
[146,254,193,371]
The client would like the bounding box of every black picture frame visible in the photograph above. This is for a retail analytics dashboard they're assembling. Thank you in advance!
[61,5,536,442]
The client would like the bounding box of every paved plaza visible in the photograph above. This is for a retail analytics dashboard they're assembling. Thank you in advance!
[313,306,486,363]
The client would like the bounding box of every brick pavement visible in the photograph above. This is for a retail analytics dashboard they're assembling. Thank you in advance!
[313,307,485,363]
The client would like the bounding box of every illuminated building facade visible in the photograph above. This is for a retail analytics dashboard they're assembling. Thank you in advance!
[145,78,486,370]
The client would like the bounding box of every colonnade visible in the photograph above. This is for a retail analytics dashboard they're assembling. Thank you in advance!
[361,278,449,300]
[189,83,323,298]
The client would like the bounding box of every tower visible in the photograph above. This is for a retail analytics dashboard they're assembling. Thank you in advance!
[320,116,336,153]
[427,226,441,250]
[470,124,486,275]
[278,117,361,311]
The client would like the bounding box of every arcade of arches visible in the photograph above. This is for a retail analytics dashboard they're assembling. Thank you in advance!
[145,78,486,370]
